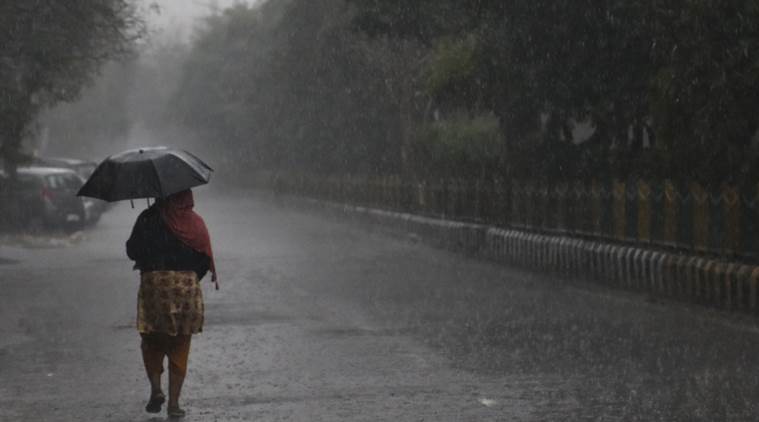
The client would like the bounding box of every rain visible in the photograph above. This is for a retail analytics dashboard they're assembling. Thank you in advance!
[2,1,759,420]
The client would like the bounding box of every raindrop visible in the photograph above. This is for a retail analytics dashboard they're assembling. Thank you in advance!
[478,397,497,407]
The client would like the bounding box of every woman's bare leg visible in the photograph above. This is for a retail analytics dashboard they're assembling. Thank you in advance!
[167,335,192,413]
[141,334,167,412]
[168,372,185,409]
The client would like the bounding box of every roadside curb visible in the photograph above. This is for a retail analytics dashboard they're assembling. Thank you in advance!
[298,197,759,313]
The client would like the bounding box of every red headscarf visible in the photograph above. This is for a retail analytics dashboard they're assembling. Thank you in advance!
[159,190,218,289]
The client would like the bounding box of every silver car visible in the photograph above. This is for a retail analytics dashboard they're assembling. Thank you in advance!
[11,167,90,231]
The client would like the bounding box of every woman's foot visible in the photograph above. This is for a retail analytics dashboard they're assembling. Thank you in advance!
[167,406,186,418]
[145,392,165,413]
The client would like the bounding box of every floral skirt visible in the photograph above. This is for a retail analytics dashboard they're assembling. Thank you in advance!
[137,271,204,336]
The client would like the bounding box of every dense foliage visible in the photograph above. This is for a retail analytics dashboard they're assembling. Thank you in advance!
[0,0,143,169]
[173,1,414,176]
[174,0,759,183]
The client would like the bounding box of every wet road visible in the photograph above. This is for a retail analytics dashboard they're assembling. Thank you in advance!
[2,191,759,421]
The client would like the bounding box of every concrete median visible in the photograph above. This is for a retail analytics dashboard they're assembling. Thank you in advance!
[297,196,759,314]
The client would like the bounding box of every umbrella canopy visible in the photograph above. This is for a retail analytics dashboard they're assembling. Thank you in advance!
[77,147,213,201]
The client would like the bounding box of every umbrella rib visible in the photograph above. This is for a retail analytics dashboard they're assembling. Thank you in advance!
[149,159,164,198]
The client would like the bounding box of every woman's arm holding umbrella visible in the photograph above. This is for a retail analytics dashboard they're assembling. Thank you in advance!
[126,215,146,264]
[126,208,156,267]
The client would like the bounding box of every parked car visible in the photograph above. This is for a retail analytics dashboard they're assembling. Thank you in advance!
[32,156,108,216]
[0,170,12,231]
[9,166,91,232]
[31,156,98,179]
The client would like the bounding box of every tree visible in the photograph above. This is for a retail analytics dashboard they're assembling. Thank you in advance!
[0,0,144,172]
[349,0,759,182]
[172,0,759,183]
[173,0,414,176]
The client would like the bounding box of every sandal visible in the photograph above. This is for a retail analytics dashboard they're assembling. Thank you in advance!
[167,406,186,418]
[145,393,165,413]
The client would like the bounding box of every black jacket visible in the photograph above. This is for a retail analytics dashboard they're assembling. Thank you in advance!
[126,205,211,280]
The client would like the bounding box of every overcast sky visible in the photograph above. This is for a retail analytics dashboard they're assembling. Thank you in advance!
[141,0,257,40]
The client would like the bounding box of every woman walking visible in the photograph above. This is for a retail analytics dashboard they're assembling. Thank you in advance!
[127,189,217,417]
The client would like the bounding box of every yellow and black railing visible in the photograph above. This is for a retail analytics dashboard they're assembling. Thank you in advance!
[268,174,758,262]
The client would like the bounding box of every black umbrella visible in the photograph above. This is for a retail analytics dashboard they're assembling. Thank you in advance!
[77,147,213,201]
